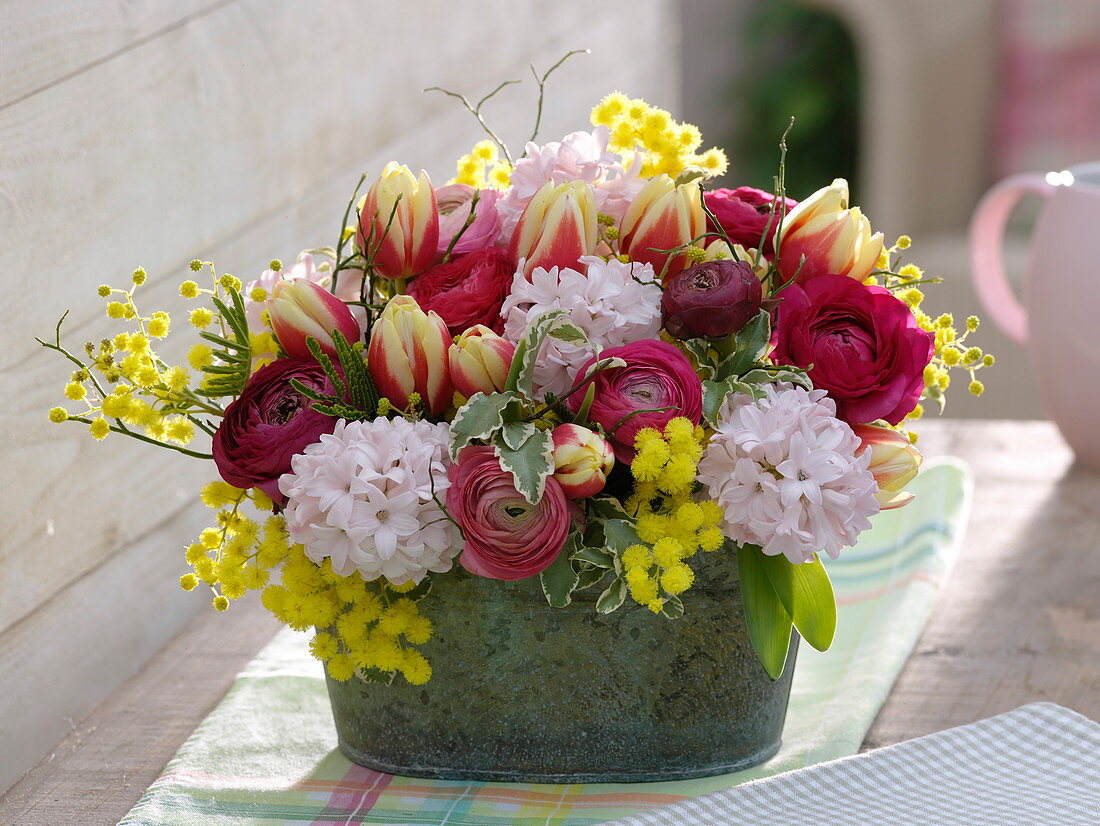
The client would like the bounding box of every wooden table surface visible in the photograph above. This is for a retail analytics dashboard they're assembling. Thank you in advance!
[2,419,1098,825]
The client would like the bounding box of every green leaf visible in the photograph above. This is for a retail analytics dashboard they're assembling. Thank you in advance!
[718,309,771,379]
[574,566,608,591]
[602,518,642,553]
[736,544,794,679]
[512,310,590,397]
[595,578,627,614]
[306,337,346,397]
[356,666,396,685]
[332,329,379,415]
[587,496,631,522]
[659,594,684,619]
[571,546,615,568]
[701,378,755,426]
[492,426,553,504]
[448,391,521,460]
[540,546,580,608]
[681,338,718,380]
[499,421,536,452]
[760,553,836,652]
[740,367,813,391]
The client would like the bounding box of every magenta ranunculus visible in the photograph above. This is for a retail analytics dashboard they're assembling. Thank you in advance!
[212,358,340,501]
[435,184,504,258]
[407,246,515,336]
[704,186,798,252]
[447,446,570,580]
[771,274,934,425]
[567,339,703,462]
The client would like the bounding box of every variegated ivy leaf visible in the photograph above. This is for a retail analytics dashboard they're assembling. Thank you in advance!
[602,518,642,553]
[717,309,772,379]
[571,545,615,568]
[492,424,553,504]
[448,391,521,460]
[595,578,627,614]
[702,378,757,427]
[513,309,590,398]
[740,367,814,391]
[540,536,581,608]
[586,496,631,521]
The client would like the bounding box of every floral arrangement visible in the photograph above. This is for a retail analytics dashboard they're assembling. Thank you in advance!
[39,60,992,685]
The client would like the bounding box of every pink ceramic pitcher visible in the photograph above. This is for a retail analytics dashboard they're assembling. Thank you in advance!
[970,161,1100,468]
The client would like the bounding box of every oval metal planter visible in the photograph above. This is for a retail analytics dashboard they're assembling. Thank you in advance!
[324,551,798,782]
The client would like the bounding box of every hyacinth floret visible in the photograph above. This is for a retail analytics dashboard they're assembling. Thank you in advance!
[279,417,460,585]
[697,385,880,564]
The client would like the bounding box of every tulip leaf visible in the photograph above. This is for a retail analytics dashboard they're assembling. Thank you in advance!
[760,552,836,652]
[736,543,795,680]
[492,425,553,504]
[448,391,522,460]
[718,309,772,379]
[595,578,628,614]
[512,310,590,398]
[540,542,580,608]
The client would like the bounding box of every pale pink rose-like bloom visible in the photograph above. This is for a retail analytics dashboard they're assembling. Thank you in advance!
[435,184,504,257]
[697,384,880,564]
[500,255,663,398]
[279,417,459,585]
[496,127,644,245]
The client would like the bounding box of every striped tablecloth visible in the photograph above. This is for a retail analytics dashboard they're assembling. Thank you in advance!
[119,459,971,826]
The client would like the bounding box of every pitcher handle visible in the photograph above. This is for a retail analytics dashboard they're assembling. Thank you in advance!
[968,173,1053,345]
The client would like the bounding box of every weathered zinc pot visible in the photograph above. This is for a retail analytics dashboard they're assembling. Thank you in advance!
[324,550,798,782]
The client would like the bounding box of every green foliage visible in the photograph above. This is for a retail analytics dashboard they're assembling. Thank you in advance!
[196,288,252,398]
[736,543,795,679]
[760,552,836,652]
[728,0,860,199]
[448,391,522,460]
[719,310,772,378]
[595,578,628,614]
[540,539,581,608]
[506,310,588,398]
[492,424,553,504]
[291,334,381,421]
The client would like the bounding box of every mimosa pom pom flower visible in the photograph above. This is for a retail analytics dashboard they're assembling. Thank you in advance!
[37,53,992,684]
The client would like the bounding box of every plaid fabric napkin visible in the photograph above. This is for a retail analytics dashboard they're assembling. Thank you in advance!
[119,459,972,826]
[599,703,1100,826]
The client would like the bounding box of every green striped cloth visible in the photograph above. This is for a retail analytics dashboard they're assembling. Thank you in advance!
[119,458,972,826]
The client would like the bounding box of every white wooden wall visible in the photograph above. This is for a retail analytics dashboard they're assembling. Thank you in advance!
[0,0,677,792]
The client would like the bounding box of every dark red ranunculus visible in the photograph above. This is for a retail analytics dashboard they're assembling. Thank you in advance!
[704,186,798,252]
[407,247,515,336]
[771,274,934,425]
[567,339,703,462]
[662,259,763,339]
[212,358,340,501]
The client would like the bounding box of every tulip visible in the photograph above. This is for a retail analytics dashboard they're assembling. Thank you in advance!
[448,325,515,398]
[509,180,597,276]
[550,424,615,499]
[358,162,440,280]
[618,175,705,278]
[367,295,453,416]
[852,423,922,510]
[266,279,362,359]
[776,178,883,283]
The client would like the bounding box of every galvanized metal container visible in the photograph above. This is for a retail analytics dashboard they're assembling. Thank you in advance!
[324,551,797,782]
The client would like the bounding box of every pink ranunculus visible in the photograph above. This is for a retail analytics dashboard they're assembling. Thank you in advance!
[771,274,934,425]
[212,358,341,502]
[704,187,798,253]
[435,184,504,258]
[567,339,703,462]
[406,247,516,337]
[447,446,571,580]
